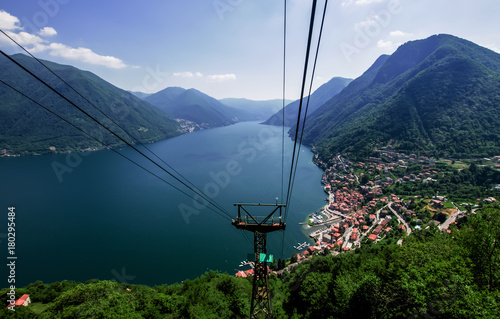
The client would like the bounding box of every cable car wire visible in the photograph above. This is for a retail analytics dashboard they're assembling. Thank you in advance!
[285,0,328,222]
[0,49,232,219]
[0,78,233,222]
[284,0,318,221]
[0,30,206,209]
[280,0,288,259]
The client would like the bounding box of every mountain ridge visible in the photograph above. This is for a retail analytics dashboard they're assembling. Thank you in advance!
[145,87,241,129]
[263,76,352,127]
[299,34,500,159]
[0,53,182,155]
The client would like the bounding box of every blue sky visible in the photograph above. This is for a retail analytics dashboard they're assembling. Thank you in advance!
[1,0,499,100]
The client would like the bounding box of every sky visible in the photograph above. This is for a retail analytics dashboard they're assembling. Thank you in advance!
[1,0,499,100]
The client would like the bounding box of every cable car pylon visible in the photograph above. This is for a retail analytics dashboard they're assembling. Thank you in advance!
[232,203,286,319]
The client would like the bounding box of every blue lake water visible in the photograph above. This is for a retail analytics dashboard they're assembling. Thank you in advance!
[0,122,325,287]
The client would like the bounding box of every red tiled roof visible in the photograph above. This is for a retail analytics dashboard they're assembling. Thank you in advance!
[368,234,378,240]
[14,294,30,306]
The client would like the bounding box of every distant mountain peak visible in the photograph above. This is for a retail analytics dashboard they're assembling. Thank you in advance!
[299,34,500,159]
[262,76,352,126]
[0,54,181,155]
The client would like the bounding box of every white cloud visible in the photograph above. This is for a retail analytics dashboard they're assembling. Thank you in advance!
[0,10,129,69]
[390,30,413,37]
[3,31,45,47]
[39,27,57,37]
[377,39,394,48]
[173,71,203,78]
[172,71,235,82]
[207,73,236,81]
[46,43,127,69]
[355,17,378,29]
[342,0,385,6]
[0,10,21,31]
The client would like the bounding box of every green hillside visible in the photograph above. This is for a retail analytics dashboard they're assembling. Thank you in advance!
[145,87,259,128]
[2,204,499,318]
[264,77,352,127]
[219,98,287,121]
[0,54,181,156]
[300,34,500,160]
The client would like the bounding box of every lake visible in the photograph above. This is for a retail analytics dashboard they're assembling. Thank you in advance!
[0,121,325,287]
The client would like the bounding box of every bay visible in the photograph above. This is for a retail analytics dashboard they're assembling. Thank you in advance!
[0,121,325,287]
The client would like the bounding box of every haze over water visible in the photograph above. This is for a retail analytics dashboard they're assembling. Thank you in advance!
[0,122,325,286]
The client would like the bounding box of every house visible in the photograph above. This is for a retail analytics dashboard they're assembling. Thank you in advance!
[9,294,31,307]
[323,233,332,243]
[368,234,378,241]
[236,271,247,278]
[308,246,318,254]
[431,199,444,208]
[484,197,497,204]
[244,269,254,276]
[350,233,358,241]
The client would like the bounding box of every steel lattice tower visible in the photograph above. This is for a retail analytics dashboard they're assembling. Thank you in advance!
[232,203,286,319]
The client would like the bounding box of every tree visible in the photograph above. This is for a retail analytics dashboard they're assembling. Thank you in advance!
[460,204,500,291]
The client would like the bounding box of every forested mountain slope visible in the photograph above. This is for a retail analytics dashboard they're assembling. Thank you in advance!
[299,34,500,159]
[0,54,181,155]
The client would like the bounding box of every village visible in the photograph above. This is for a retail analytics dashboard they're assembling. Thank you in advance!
[235,149,500,278]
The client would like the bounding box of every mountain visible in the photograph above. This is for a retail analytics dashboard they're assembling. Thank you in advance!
[263,77,352,126]
[0,54,181,155]
[129,91,152,99]
[219,98,291,121]
[143,86,186,106]
[145,87,254,129]
[300,34,500,159]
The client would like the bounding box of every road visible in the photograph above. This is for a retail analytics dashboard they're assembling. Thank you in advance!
[354,204,389,245]
[387,202,411,236]
[439,203,462,231]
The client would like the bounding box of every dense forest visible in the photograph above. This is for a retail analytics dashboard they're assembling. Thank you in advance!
[2,204,499,318]
[300,35,500,160]
[383,162,500,202]
[0,54,182,156]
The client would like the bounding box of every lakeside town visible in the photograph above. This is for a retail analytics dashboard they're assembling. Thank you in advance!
[236,148,500,278]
